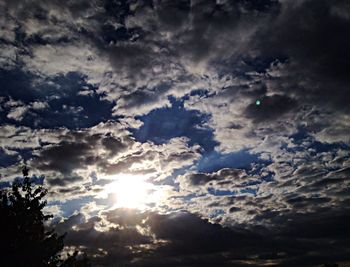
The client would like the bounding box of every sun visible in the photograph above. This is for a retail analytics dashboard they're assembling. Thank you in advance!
[104,174,162,209]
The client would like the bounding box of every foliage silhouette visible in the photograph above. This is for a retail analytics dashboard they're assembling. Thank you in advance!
[0,166,90,267]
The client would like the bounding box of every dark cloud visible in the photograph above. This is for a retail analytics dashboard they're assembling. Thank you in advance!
[30,126,135,176]
[154,0,191,30]
[145,212,258,254]
[47,175,84,187]
[53,208,350,267]
[57,210,263,267]
[34,141,95,174]
[244,94,297,122]
[101,135,129,157]
[256,0,350,112]
[106,44,156,77]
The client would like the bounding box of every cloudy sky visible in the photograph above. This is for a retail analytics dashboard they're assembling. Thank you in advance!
[1,0,350,266]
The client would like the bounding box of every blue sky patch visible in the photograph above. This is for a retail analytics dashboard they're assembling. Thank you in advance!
[0,70,114,129]
[0,148,19,168]
[131,97,218,152]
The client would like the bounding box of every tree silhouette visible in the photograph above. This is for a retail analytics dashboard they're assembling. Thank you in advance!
[0,166,90,267]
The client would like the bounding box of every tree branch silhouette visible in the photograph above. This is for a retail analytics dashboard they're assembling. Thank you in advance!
[0,166,90,267]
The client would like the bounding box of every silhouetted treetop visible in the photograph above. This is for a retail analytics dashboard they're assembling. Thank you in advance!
[0,167,90,267]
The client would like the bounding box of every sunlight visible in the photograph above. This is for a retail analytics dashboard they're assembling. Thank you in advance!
[104,174,163,210]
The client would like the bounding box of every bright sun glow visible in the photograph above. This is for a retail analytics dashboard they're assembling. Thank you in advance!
[103,174,163,210]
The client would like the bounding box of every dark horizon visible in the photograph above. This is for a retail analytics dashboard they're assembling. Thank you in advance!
[1,0,350,266]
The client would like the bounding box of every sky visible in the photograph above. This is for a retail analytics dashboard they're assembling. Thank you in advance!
[1,0,350,266]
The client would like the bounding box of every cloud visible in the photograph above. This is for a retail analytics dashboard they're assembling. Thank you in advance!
[4,100,50,122]
[51,206,350,267]
[6,106,29,121]
[244,94,297,122]
[0,0,279,120]
[0,124,52,151]
[179,168,247,188]
[1,1,350,266]
[55,210,262,267]
[31,101,49,110]
[1,121,199,202]
[112,87,172,117]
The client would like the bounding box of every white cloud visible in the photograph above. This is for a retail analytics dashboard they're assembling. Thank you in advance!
[31,101,49,110]
[7,106,29,121]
